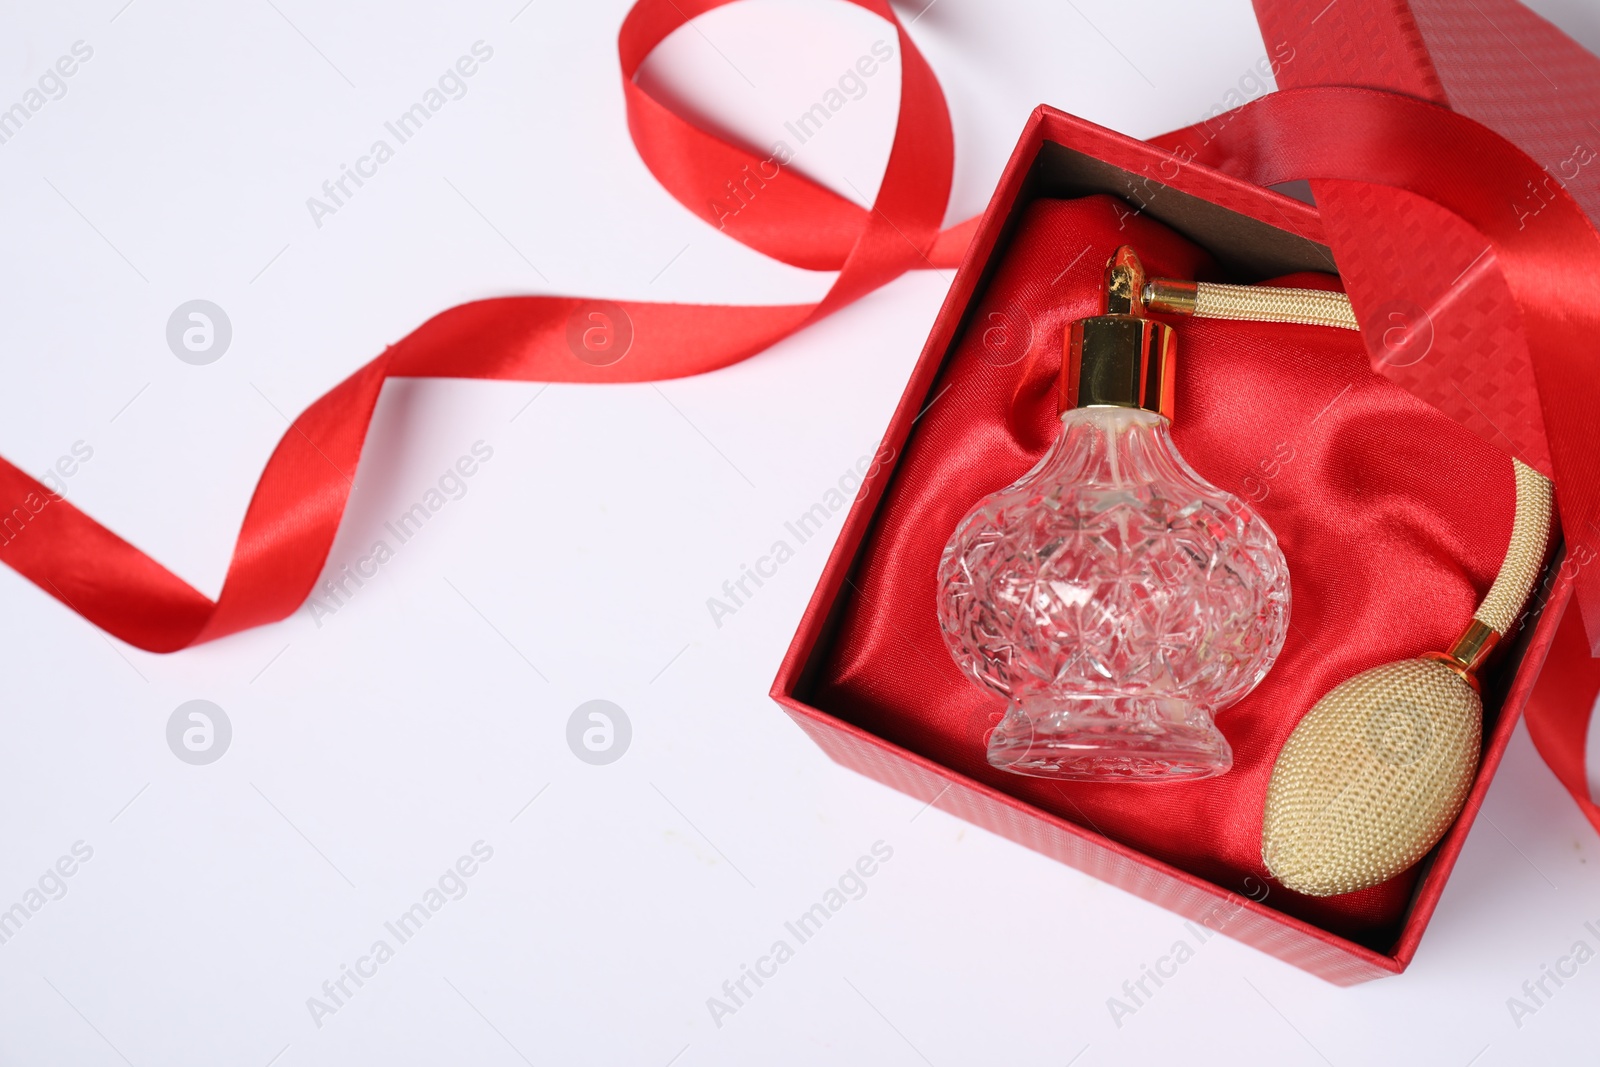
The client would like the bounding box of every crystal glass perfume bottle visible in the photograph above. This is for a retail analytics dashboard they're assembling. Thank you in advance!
[938,247,1290,782]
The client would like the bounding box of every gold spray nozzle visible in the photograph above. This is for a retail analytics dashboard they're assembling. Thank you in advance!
[1061,246,1176,419]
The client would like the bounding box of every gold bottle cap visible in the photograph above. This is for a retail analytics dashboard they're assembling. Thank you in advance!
[1061,246,1176,419]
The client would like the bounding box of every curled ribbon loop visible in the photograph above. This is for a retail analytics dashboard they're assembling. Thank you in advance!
[0,0,974,653]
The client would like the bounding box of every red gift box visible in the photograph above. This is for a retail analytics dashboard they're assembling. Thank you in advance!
[770,105,1572,985]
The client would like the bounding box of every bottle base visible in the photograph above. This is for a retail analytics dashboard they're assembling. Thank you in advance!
[986,696,1232,782]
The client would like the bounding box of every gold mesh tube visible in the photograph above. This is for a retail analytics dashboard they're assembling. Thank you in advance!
[1146,283,1556,619]
[1145,279,1360,330]
[1194,282,1360,330]
[1475,459,1553,634]
[1167,279,1564,897]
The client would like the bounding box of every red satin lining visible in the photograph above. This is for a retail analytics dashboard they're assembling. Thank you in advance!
[811,196,1517,942]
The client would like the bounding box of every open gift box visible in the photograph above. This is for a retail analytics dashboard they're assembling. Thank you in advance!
[770,105,1573,985]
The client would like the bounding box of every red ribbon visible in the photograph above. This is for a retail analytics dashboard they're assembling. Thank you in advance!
[0,0,973,653]
[1152,86,1600,642]
[4,0,1599,824]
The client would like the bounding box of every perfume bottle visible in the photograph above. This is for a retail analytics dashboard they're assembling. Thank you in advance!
[937,247,1290,781]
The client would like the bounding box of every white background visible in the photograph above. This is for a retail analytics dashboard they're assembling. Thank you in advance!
[1,1,1598,1064]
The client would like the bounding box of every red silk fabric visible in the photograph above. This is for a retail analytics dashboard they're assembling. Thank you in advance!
[812,195,1517,942]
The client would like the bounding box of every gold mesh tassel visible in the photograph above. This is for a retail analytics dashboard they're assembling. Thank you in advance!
[1261,659,1481,897]
[1261,451,1552,896]
[1141,277,1558,898]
